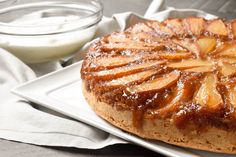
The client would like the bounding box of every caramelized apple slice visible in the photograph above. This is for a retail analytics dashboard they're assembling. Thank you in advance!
[93,60,165,80]
[216,43,236,58]
[174,39,201,58]
[158,24,175,36]
[232,20,236,38]
[107,33,131,43]
[101,41,164,51]
[184,17,205,35]
[167,59,212,69]
[184,66,214,73]
[228,86,236,117]
[129,23,153,33]
[131,32,166,44]
[92,56,140,69]
[194,74,223,109]
[104,69,158,87]
[228,86,236,105]
[158,52,192,60]
[220,62,236,76]
[164,19,184,35]
[156,75,199,117]
[147,21,174,37]
[220,58,236,64]
[127,71,180,94]
[197,37,216,57]
[206,19,228,36]
[133,32,155,42]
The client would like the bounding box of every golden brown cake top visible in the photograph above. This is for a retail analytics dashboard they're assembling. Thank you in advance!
[81,17,236,130]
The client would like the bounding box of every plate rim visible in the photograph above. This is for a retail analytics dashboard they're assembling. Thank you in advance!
[11,61,209,157]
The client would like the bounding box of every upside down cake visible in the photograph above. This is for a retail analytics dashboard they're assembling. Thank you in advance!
[81,17,236,154]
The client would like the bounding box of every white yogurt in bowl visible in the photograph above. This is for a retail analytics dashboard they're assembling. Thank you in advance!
[0,1,103,63]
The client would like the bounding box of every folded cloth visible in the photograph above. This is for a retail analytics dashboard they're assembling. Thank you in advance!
[0,0,217,150]
[0,48,125,148]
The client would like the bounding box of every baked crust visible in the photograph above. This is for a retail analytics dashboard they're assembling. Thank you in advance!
[81,17,236,153]
[83,82,236,154]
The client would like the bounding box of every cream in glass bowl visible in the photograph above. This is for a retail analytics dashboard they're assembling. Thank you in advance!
[0,0,103,63]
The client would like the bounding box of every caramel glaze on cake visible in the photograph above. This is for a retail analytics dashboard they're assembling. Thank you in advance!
[81,17,236,153]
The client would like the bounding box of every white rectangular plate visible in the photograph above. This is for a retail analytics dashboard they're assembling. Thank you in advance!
[12,61,235,157]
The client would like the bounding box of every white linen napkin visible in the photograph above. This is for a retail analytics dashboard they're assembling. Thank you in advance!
[0,48,125,148]
[0,0,217,149]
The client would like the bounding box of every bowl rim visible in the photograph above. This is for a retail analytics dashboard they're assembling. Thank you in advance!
[0,0,103,35]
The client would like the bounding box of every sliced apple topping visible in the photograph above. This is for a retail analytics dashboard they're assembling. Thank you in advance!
[227,85,236,117]
[232,20,236,38]
[148,21,174,37]
[104,69,158,87]
[184,17,205,35]
[158,52,192,60]
[156,75,199,116]
[129,23,153,33]
[197,37,217,57]
[184,66,214,73]
[107,33,131,43]
[167,59,212,69]
[228,86,236,116]
[92,56,140,69]
[174,39,201,58]
[220,62,236,76]
[216,43,236,58]
[219,58,236,64]
[158,24,175,36]
[101,41,164,52]
[127,71,180,94]
[194,74,223,109]
[133,32,156,42]
[165,19,184,35]
[206,19,228,36]
[94,60,165,80]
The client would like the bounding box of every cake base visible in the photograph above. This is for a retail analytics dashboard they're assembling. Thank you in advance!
[82,82,236,154]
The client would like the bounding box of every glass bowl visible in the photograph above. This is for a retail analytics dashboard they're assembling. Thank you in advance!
[0,0,103,63]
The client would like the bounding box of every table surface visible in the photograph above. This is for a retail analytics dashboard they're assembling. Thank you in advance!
[1,0,235,156]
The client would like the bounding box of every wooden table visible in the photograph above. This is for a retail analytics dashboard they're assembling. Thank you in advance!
[1,0,235,156]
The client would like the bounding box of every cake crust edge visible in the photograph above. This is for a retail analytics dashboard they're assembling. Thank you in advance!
[82,81,236,154]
